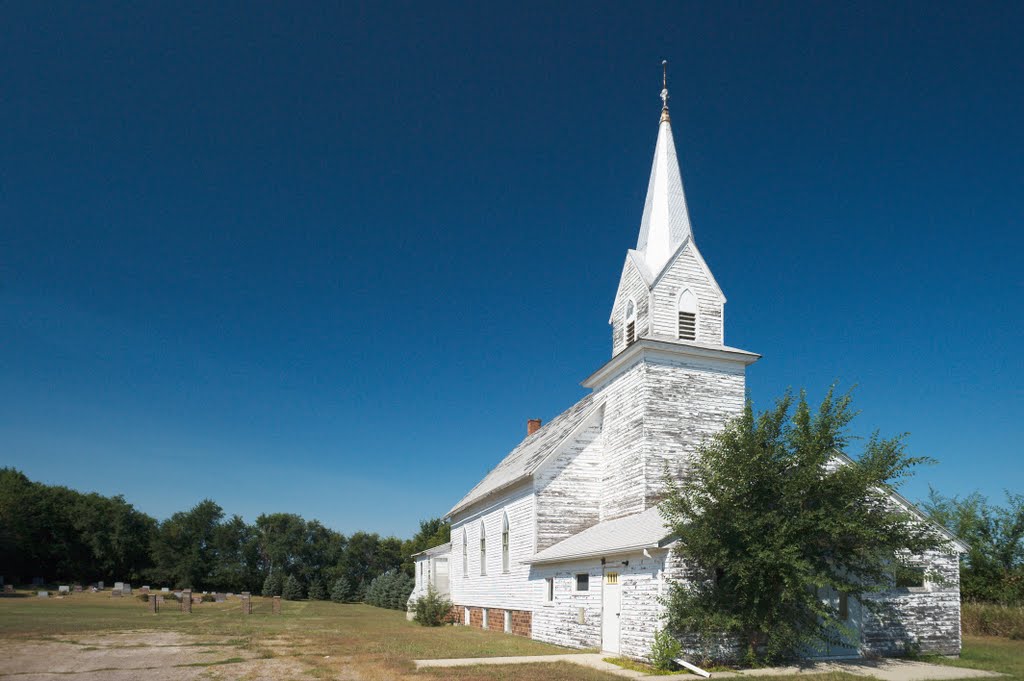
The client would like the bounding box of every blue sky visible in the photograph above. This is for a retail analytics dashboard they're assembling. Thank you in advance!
[2,2,1021,537]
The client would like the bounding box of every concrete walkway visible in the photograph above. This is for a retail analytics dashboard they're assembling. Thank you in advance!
[413,654,1002,680]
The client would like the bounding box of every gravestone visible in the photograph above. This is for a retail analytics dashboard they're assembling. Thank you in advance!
[273,595,282,615]
[97,581,104,590]
[140,586,150,594]
[38,591,49,598]
[111,589,122,598]
[161,587,169,592]
[113,582,124,593]
[4,585,13,594]
[58,585,70,595]
[74,585,83,593]
[226,592,233,598]
[122,584,132,595]
[215,593,225,603]
[191,594,201,604]
[181,590,192,613]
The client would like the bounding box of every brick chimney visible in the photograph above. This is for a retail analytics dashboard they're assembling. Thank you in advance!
[527,418,542,436]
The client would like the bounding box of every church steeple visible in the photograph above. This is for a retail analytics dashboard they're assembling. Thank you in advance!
[634,61,694,278]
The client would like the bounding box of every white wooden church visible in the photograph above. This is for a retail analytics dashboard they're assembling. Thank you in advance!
[409,80,965,662]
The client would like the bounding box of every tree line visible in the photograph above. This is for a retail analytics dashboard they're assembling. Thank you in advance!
[0,468,449,601]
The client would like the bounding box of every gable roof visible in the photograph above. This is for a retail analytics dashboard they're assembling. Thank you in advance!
[527,506,674,565]
[447,394,600,517]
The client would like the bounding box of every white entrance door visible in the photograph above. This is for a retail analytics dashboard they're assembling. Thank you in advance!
[602,570,621,654]
[814,586,861,658]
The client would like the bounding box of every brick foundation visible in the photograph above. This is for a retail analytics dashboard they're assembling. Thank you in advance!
[453,605,532,638]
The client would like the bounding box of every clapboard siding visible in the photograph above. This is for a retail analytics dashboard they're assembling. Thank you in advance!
[651,244,724,344]
[642,356,746,505]
[611,257,651,355]
[592,360,648,521]
[530,560,604,649]
[534,409,604,551]
[449,484,536,611]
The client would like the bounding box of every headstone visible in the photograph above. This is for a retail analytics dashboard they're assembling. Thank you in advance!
[121,584,131,595]
[38,591,49,598]
[226,592,233,598]
[74,585,83,593]
[111,589,122,598]
[272,595,282,615]
[181,590,192,613]
[141,586,150,594]
[97,581,104,590]
[161,587,169,592]
[192,595,201,604]
[4,585,13,594]
[113,582,124,593]
[215,593,225,603]
[58,585,70,595]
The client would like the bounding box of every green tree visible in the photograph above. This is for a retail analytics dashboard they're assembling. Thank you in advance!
[149,500,224,589]
[282,574,304,600]
[661,387,945,663]
[307,577,327,600]
[923,490,1024,604]
[262,571,284,597]
[330,576,352,602]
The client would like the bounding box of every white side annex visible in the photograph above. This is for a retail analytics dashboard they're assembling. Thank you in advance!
[410,79,967,661]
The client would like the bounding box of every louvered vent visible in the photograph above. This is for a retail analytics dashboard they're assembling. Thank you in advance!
[678,311,696,340]
[626,321,636,345]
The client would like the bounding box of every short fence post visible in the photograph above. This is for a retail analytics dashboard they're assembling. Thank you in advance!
[273,595,282,615]
[149,594,158,614]
[181,589,192,614]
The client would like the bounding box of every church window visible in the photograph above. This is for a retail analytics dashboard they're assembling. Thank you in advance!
[479,521,487,576]
[677,289,697,340]
[576,573,589,591]
[545,577,554,602]
[501,512,510,573]
[625,299,637,345]
[462,529,468,578]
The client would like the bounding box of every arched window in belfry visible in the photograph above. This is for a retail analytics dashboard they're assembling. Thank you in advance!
[677,289,697,341]
[625,299,637,345]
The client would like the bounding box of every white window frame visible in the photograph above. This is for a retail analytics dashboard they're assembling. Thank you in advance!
[462,529,468,578]
[504,610,512,632]
[545,576,554,602]
[479,520,487,576]
[575,572,590,592]
[482,607,489,628]
[501,512,510,573]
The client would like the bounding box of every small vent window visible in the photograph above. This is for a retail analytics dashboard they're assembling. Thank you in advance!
[625,299,637,346]
[576,573,589,591]
[677,289,697,341]
[605,572,619,585]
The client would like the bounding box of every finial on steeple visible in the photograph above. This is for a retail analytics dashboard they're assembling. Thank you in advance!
[660,60,670,123]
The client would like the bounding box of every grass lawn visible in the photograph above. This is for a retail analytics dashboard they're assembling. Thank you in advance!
[1,591,1021,680]
[0,590,620,680]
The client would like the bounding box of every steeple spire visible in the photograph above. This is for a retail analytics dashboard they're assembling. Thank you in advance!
[635,60,693,278]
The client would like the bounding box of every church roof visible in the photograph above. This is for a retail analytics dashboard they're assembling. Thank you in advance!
[634,98,694,278]
[526,506,675,565]
[410,542,451,559]
[447,394,600,517]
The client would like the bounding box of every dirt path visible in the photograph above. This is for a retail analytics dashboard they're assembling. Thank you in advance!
[0,631,359,681]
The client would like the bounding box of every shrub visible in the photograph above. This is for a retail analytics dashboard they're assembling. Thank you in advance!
[262,572,283,597]
[282,575,304,601]
[307,578,326,601]
[650,629,682,672]
[200,593,215,603]
[413,585,454,626]
[962,602,1024,639]
[330,577,352,603]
